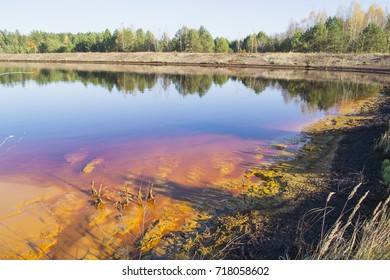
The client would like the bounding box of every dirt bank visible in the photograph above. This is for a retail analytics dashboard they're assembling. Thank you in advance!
[0,52,389,74]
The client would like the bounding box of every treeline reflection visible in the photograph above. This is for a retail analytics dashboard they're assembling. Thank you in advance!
[0,67,380,112]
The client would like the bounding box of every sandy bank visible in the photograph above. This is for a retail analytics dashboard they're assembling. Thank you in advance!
[0,52,389,74]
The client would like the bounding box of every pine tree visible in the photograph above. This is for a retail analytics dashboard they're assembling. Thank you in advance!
[360,23,388,52]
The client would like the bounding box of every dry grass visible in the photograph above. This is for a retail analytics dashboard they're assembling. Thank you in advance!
[90,179,109,210]
[384,160,390,187]
[375,122,390,157]
[300,185,390,260]
[0,53,389,73]
[305,121,390,260]
[90,179,156,259]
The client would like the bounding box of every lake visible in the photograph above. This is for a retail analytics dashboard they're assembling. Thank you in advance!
[0,64,382,259]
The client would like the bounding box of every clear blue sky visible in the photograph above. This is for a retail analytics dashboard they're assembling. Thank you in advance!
[1,0,388,39]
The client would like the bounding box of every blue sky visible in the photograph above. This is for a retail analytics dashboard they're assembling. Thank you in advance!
[1,0,388,39]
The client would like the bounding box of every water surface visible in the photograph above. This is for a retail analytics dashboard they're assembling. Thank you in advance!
[0,65,381,259]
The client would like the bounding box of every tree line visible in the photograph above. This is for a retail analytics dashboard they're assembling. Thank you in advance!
[0,3,389,54]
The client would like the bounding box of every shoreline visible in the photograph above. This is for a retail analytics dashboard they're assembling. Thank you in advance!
[231,88,390,259]
[1,52,390,74]
[158,87,390,260]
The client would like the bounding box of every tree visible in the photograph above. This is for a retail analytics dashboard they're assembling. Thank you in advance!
[359,23,388,52]
[26,41,37,53]
[144,31,156,51]
[214,37,230,53]
[346,3,365,51]
[364,4,387,29]
[173,26,188,51]
[385,16,390,47]
[290,28,304,52]
[198,26,214,53]
[101,29,114,52]
[38,41,49,53]
[243,33,257,53]
[134,28,145,52]
[303,22,328,52]
[73,33,98,52]
[325,17,346,52]
[114,28,135,52]
[173,26,201,52]
[229,39,242,53]
[159,32,170,52]
[186,29,201,52]
[0,3,389,55]
[256,31,269,52]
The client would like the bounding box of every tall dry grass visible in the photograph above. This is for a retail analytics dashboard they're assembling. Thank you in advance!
[303,122,390,260]
[307,190,390,260]
[375,121,390,157]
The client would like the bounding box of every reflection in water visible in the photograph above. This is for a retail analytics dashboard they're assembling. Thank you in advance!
[0,65,382,259]
[0,67,380,111]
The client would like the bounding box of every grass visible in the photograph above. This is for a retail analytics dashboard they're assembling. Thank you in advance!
[300,122,390,260]
[90,179,109,210]
[302,186,389,260]
[1,53,389,73]
[89,178,157,259]
[375,121,390,157]
[383,160,390,186]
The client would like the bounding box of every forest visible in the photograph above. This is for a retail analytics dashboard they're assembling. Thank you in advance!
[0,3,389,54]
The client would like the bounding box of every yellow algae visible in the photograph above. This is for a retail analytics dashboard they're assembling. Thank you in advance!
[139,216,177,252]
[179,213,251,259]
[88,209,113,227]
[255,153,264,159]
[280,150,296,157]
[83,158,104,174]
[216,161,234,175]
[139,202,196,253]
